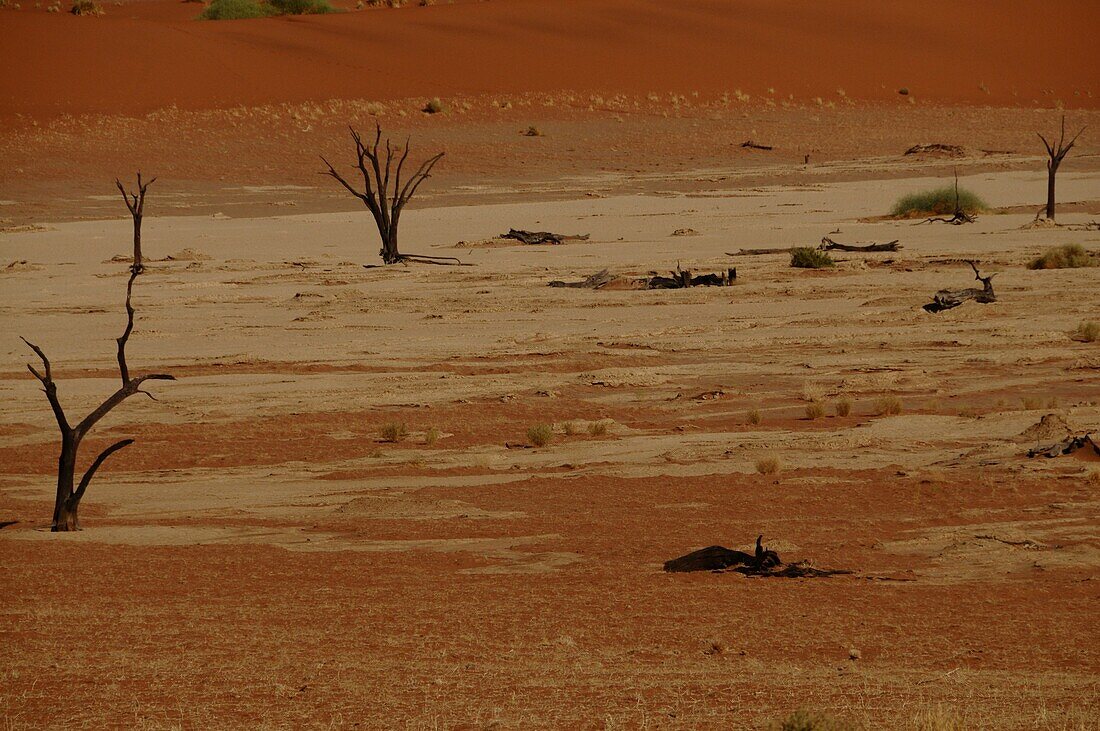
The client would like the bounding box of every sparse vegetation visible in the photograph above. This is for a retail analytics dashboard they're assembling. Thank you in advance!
[200,0,332,19]
[527,423,553,447]
[588,420,610,437]
[755,456,780,475]
[834,398,851,417]
[562,421,578,436]
[747,408,762,425]
[1074,320,1099,342]
[200,0,275,18]
[1020,397,1043,410]
[70,0,104,14]
[790,247,834,269]
[1028,244,1098,269]
[423,97,446,114]
[423,427,440,446]
[770,709,853,731]
[873,395,902,416]
[805,403,825,420]
[890,186,986,218]
[379,422,408,443]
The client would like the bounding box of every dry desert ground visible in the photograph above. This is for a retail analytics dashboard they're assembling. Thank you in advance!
[1,1,1099,729]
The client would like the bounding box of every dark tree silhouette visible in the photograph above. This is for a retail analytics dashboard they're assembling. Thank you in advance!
[1038,116,1085,221]
[115,172,155,273]
[321,124,452,265]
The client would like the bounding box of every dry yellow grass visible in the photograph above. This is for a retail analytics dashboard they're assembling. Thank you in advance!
[805,403,825,420]
[834,398,852,417]
[756,456,781,474]
[873,396,902,416]
[747,408,763,425]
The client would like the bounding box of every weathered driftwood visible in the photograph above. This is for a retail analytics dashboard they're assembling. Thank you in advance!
[664,536,851,578]
[664,536,779,572]
[819,236,901,252]
[923,261,996,313]
[1027,434,1099,459]
[502,229,590,245]
[548,267,735,290]
[726,247,799,257]
[548,269,615,289]
[647,267,736,289]
[741,140,773,151]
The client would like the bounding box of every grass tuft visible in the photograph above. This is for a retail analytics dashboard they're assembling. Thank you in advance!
[527,423,553,447]
[873,395,902,416]
[1073,320,1100,342]
[379,422,408,443]
[747,408,762,426]
[805,403,825,420]
[1028,244,1098,270]
[423,97,446,114]
[834,398,852,417]
[423,427,440,446]
[755,456,780,475]
[790,247,834,269]
[588,420,610,437]
[200,0,276,18]
[890,186,986,218]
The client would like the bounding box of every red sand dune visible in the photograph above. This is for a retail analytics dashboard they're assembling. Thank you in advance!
[1,0,1098,118]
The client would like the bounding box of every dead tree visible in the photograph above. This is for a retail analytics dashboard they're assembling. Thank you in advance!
[1037,116,1085,221]
[923,261,996,313]
[22,268,173,531]
[321,124,449,265]
[115,173,155,273]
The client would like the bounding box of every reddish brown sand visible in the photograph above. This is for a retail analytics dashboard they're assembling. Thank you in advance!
[1,0,1098,118]
[2,2,1100,729]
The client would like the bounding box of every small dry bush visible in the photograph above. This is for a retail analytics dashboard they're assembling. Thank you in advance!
[873,395,902,416]
[588,420,610,437]
[423,97,446,114]
[770,709,853,731]
[527,423,553,447]
[423,427,440,446]
[834,398,852,417]
[1028,244,1098,270]
[805,403,825,420]
[747,408,762,425]
[756,456,780,475]
[1020,397,1043,410]
[1073,320,1099,342]
[70,0,104,14]
[790,247,834,269]
[562,421,577,436]
[379,422,407,443]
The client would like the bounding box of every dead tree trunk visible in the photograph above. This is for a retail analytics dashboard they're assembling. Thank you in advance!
[1038,116,1085,221]
[923,261,996,313]
[23,197,173,530]
[920,168,975,225]
[115,173,154,273]
[321,124,447,265]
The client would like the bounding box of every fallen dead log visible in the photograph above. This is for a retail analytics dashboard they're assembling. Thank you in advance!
[1027,434,1099,459]
[726,247,799,257]
[549,267,735,290]
[819,236,901,252]
[741,140,774,151]
[904,143,965,157]
[664,536,850,578]
[664,536,779,572]
[647,267,736,289]
[502,229,590,245]
[923,261,996,313]
[548,269,615,289]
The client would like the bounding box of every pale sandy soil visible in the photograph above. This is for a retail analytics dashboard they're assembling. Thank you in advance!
[2,164,1099,728]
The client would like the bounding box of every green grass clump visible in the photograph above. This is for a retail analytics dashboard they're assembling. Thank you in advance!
[200,0,275,18]
[1028,244,1098,270]
[527,423,553,447]
[790,247,834,269]
[890,186,986,218]
[199,0,332,19]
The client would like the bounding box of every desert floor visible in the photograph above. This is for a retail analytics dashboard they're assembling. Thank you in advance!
[2,2,1100,729]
